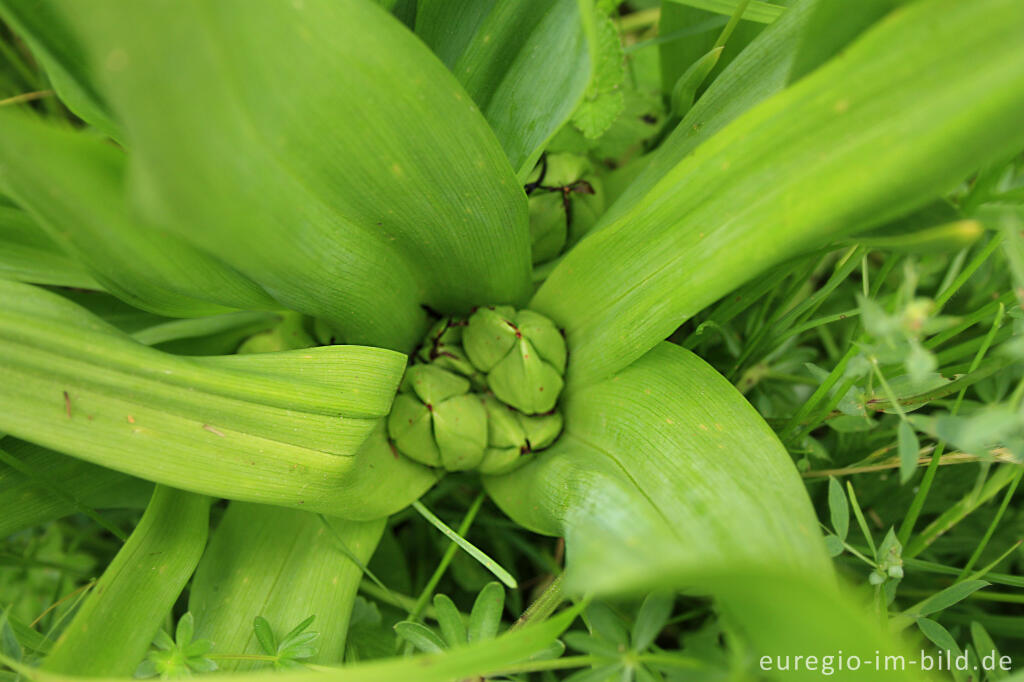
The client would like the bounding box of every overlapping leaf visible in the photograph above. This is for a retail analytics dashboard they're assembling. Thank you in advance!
[0,111,275,317]
[486,343,829,591]
[190,504,383,669]
[535,0,1024,389]
[7,0,532,350]
[0,0,119,137]
[0,280,435,518]
[415,0,591,177]
[0,201,98,289]
[486,343,925,678]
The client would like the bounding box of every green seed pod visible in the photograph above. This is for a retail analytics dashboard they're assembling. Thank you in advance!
[415,318,485,388]
[387,365,487,471]
[528,192,567,265]
[478,396,563,475]
[463,307,566,415]
[526,153,605,265]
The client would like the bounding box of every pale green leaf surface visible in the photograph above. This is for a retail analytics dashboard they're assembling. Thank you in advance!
[0,280,435,518]
[42,0,531,350]
[486,343,830,593]
[0,438,151,538]
[190,503,384,669]
[536,0,1024,389]
[0,204,99,289]
[0,111,277,317]
[418,0,591,176]
[42,487,210,676]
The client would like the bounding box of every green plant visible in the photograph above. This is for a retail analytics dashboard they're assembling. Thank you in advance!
[1,0,1023,680]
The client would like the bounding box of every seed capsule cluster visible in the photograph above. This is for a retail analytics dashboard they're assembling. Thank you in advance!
[386,306,566,473]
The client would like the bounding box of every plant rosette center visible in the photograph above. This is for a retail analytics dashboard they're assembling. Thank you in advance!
[386,306,566,473]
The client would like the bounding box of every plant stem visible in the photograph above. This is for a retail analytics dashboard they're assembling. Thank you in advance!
[406,493,485,623]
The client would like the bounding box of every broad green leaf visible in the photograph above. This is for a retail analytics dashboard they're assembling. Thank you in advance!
[0,437,151,538]
[0,111,277,318]
[416,0,592,177]
[35,0,532,350]
[0,280,436,518]
[486,343,829,593]
[536,0,1024,389]
[11,604,583,682]
[0,203,98,289]
[42,486,210,676]
[189,504,383,669]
